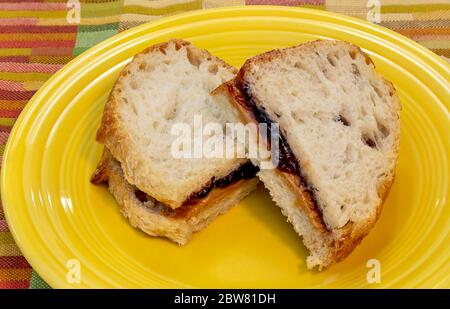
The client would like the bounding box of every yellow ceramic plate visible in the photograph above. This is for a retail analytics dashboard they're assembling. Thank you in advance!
[2,7,449,288]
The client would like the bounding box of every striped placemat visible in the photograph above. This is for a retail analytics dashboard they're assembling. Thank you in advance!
[0,0,449,289]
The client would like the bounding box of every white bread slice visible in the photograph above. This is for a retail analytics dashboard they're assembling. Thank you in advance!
[97,39,246,209]
[91,150,258,244]
[214,40,400,268]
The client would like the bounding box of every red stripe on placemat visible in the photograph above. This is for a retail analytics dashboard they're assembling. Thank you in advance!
[0,109,22,118]
[0,25,78,33]
[0,0,43,3]
[0,256,30,269]
[0,2,66,10]
[0,280,30,289]
[0,126,12,133]
[0,90,35,101]
[0,62,62,73]
[0,131,10,144]
[0,18,38,26]
[0,40,74,48]
[0,219,9,231]
[0,80,25,91]
[0,56,29,63]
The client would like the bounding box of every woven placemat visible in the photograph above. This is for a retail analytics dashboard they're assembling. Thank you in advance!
[0,0,448,289]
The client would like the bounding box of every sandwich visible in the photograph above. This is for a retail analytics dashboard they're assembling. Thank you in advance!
[213,40,400,268]
[91,39,259,245]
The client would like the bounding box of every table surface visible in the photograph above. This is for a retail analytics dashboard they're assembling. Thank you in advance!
[0,0,449,289]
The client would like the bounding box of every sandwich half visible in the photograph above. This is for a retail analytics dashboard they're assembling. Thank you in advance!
[91,149,258,244]
[214,40,400,268]
[92,39,259,244]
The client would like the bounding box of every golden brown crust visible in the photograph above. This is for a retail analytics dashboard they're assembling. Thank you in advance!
[328,176,394,264]
[90,150,111,184]
[237,40,375,84]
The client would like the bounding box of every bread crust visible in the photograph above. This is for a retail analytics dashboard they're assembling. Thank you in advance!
[96,39,240,209]
[91,149,258,245]
[213,40,400,268]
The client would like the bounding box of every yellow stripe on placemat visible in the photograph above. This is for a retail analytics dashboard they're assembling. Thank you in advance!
[0,244,23,256]
[381,0,450,4]
[0,49,31,56]
[381,4,450,13]
[29,55,74,65]
[0,33,77,41]
[413,10,450,20]
[382,10,450,21]
[123,0,202,16]
[0,119,15,127]
[80,2,123,18]
[0,72,54,82]
[23,81,45,91]
[124,0,198,9]
[0,232,15,244]
[420,40,450,49]
[0,269,33,281]
[0,10,67,18]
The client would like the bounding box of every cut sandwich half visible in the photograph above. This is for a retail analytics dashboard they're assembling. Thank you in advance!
[92,150,258,244]
[92,39,259,244]
[214,40,400,268]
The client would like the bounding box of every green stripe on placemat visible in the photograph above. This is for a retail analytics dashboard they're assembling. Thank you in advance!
[72,0,123,56]
[29,271,51,289]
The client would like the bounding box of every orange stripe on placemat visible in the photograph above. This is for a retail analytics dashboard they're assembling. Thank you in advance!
[0,280,30,289]
[0,268,33,281]
[0,32,77,41]
[0,61,62,73]
[396,28,450,35]
[0,256,30,268]
[30,55,74,64]
[408,34,450,41]
[431,48,450,57]
[0,100,27,109]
